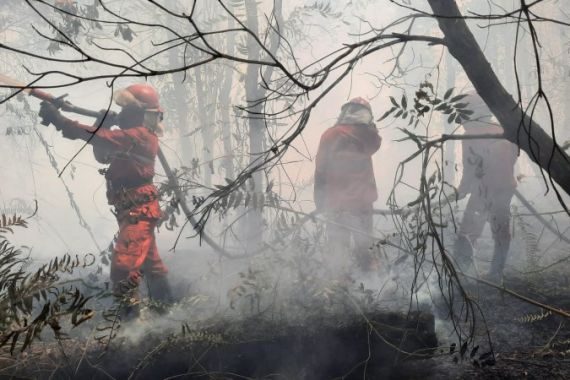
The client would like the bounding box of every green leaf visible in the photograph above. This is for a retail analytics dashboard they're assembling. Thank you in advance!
[447,112,456,123]
[454,102,468,109]
[443,88,454,100]
[449,94,468,103]
[377,107,396,122]
[398,128,423,148]
[390,96,399,107]
[394,110,403,118]
[401,95,407,110]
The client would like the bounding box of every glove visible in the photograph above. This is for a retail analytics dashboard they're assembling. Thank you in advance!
[94,109,119,129]
[39,101,64,127]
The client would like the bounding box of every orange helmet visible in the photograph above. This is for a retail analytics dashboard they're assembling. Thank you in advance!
[343,97,371,111]
[114,83,163,112]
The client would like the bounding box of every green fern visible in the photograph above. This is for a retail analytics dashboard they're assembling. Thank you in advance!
[514,308,552,323]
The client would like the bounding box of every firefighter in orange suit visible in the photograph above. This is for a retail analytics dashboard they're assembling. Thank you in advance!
[39,84,171,318]
[314,97,382,274]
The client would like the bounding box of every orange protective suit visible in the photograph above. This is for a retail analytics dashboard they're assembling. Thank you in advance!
[314,104,382,274]
[52,111,167,287]
[314,124,381,212]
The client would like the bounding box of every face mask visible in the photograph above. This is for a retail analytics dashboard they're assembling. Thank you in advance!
[337,107,374,126]
[143,111,165,136]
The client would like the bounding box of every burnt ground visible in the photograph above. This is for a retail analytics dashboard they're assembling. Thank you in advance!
[0,272,568,379]
[425,271,570,379]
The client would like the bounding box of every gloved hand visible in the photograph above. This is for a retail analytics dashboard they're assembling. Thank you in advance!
[94,109,119,129]
[39,101,64,127]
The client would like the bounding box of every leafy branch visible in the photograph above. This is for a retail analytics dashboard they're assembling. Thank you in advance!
[378,82,473,127]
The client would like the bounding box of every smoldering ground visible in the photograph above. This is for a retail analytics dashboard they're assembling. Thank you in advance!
[3,197,569,380]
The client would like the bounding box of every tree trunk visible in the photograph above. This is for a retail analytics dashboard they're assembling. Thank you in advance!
[427,0,570,196]
[245,0,263,190]
[242,0,283,247]
[220,16,236,180]
[165,1,193,166]
[195,66,213,188]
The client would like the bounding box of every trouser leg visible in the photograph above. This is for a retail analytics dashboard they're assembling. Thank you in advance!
[453,234,474,272]
[352,211,376,272]
[112,270,142,322]
[455,193,486,272]
[111,217,167,320]
[487,189,514,280]
[143,235,172,303]
[488,239,510,281]
[324,212,352,280]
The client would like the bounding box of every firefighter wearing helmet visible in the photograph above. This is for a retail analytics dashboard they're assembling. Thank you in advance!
[39,83,171,320]
[314,97,382,278]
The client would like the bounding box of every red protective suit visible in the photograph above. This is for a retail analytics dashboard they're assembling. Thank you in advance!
[314,121,381,274]
[314,124,381,212]
[54,117,167,286]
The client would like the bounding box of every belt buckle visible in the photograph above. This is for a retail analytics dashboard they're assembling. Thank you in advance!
[128,210,139,224]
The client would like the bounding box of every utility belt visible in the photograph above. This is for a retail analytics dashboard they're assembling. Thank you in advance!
[106,179,157,214]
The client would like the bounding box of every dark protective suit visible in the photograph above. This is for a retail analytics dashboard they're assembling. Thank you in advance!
[455,126,518,279]
[314,122,381,272]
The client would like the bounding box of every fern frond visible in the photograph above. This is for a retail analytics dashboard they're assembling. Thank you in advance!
[514,308,552,323]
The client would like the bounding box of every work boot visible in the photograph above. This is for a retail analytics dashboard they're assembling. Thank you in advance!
[487,239,510,282]
[453,234,474,273]
[118,300,141,323]
[114,289,141,323]
[114,276,142,323]
[147,275,174,315]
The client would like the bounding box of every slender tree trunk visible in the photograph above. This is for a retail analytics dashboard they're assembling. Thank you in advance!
[195,66,213,188]
[167,0,192,166]
[243,0,264,247]
[241,0,283,247]
[245,0,263,190]
[220,17,236,180]
[427,0,570,196]
[170,67,192,165]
